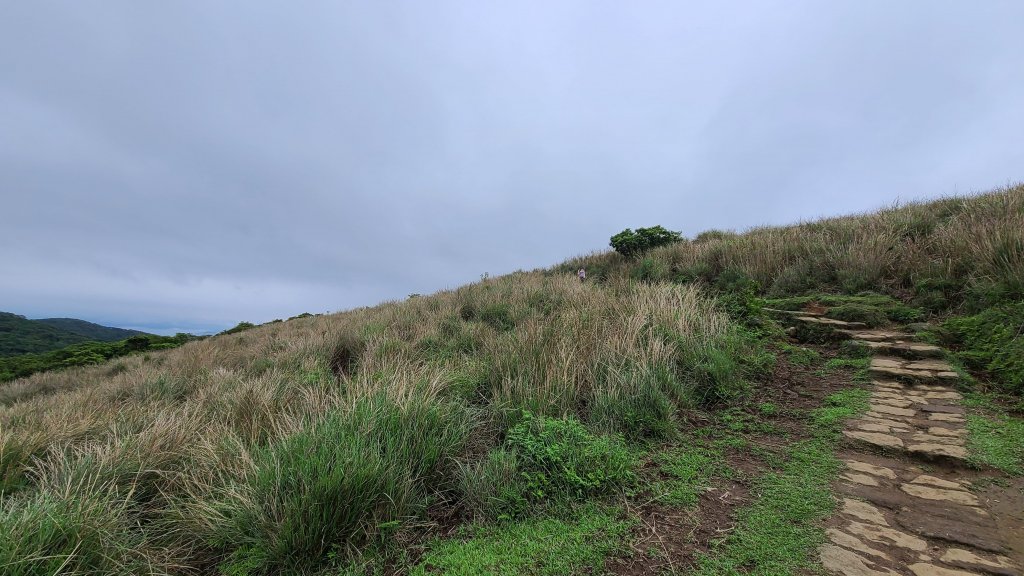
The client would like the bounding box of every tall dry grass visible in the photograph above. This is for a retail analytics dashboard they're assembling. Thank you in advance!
[563,184,1024,311]
[0,273,740,574]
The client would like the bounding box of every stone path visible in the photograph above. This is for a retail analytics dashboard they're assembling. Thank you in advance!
[804,322,1023,576]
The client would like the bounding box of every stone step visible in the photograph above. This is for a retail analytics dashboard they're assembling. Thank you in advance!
[852,339,944,360]
[837,329,918,343]
[869,357,959,385]
[794,316,868,329]
[763,307,825,317]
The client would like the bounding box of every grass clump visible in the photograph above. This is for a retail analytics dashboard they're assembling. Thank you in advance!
[964,393,1024,475]
[943,301,1024,395]
[0,483,146,576]
[826,303,888,327]
[214,393,472,574]
[410,505,630,576]
[505,412,635,503]
[649,444,725,507]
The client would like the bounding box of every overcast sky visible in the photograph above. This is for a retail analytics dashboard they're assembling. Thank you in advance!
[2,2,1022,334]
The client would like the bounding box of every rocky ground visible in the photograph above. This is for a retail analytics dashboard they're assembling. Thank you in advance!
[815,325,1023,576]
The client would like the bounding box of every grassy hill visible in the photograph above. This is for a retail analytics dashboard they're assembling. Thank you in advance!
[0,184,1021,575]
[0,312,147,357]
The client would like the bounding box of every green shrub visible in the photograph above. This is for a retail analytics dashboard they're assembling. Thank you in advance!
[827,303,887,327]
[610,226,683,258]
[590,372,676,440]
[220,321,256,336]
[630,257,670,284]
[944,302,1024,395]
[478,303,515,331]
[505,412,635,502]
[216,394,472,573]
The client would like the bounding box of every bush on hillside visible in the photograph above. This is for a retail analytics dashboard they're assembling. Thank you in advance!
[505,412,635,502]
[827,303,888,328]
[610,226,683,258]
[943,302,1024,395]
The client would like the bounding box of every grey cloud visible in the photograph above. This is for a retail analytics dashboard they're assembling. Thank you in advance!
[2,1,1022,333]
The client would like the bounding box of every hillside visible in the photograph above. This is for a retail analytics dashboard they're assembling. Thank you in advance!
[33,318,144,342]
[0,312,147,357]
[0,185,1021,575]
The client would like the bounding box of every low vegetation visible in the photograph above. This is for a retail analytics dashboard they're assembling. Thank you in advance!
[1,184,1021,574]
[0,333,196,384]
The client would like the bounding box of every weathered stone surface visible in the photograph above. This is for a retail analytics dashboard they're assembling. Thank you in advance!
[873,380,905,389]
[939,548,1019,576]
[906,360,954,371]
[845,430,904,449]
[929,412,965,423]
[872,358,904,368]
[908,443,968,460]
[923,391,963,400]
[911,433,966,445]
[827,528,892,561]
[846,460,898,480]
[937,371,960,379]
[820,544,898,576]
[910,475,966,490]
[859,415,912,430]
[900,483,980,506]
[845,520,928,551]
[927,426,965,437]
[908,563,983,576]
[873,397,915,409]
[856,422,896,433]
[843,472,881,486]
[920,404,965,414]
[841,498,889,526]
[895,510,1009,554]
[870,403,917,417]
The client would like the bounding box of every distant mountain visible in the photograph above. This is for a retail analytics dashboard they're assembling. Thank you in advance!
[34,318,144,342]
[0,312,149,357]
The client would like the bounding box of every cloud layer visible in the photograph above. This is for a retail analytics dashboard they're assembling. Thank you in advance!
[2,2,1022,333]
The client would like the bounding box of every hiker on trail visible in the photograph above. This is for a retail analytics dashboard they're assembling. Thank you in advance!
[577,268,586,282]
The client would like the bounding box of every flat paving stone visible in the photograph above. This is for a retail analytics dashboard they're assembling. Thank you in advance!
[870,403,917,417]
[908,563,982,576]
[845,430,905,449]
[827,528,893,561]
[841,498,889,526]
[900,483,980,507]
[940,548,1018,576]
[845,520,929,551]
[846,460,898,480]
[910,475,969,490]
[908,443,969,460]
[821,544,899,576]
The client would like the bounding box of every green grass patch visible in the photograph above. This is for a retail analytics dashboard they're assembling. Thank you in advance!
[778,343,821,367]
[410,506,630,576]
[964,393,1024,475]
[816,357,870,382]
[649,444,727,507]
[688,389,867,575]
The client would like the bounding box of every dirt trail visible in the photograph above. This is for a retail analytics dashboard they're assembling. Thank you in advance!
[811,323,1024,576]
